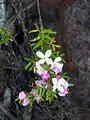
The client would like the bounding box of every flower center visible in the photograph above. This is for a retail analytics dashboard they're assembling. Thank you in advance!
[43,57,46,60]
[56,83,60,87]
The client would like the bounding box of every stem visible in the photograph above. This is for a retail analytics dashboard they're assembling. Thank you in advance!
[36,0,44,51]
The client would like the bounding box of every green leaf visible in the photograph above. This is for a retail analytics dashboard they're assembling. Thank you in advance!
[44,35,52,41]
[30,36,40,42]
[34,23,40,31]
[41,64,49,70]
[29,29,38,34]
[60,53,65,57]
[24,57,30,61]
[41,29,56,34]
[0,27,12,45]
[25,62,31,69]
[19,100,22,104]
[33,40,42,50]
[69,83,74,87]
[15,98,19,101]
[62,76,70,80]
[31,43,35,46]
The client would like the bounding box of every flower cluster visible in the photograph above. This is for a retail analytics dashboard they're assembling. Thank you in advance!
[35,50,69,95]
[18,50,71,106]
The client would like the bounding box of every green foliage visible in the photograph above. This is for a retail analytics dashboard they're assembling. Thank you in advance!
[0,27,12,45]
[29,24,57,51]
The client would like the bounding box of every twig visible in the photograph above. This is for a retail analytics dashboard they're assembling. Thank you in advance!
[12,36,25,56]
[2,66,26,71]
[15,71,22,81]
[19,1,36,15]
[36,0,44,49]
[36,0,43,31]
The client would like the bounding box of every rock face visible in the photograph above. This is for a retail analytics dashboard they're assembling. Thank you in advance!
[65,0,90,119]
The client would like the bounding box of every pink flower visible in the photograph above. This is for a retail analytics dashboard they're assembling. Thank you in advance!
[51,66,62,74]
[19,91,26,100]
[58,89,68,96]
[22,98,30,106]
[30,89,36,96]
[41,71,50,80]
[50,57,63,74]
[35,80,46,87]
[57,75,62,80]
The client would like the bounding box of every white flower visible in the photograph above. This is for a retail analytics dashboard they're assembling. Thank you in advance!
[51,57,63,68]
[52,78,69,92]
[36,50,53,64]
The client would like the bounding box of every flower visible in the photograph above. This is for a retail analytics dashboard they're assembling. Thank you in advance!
[35,80,46,87]
[41,71,50,80]
[22,98,30,106]
[57,75,62,80]
[52,78,69,92]
[51,66,62,74]
[51,57,63,67]
[35,61,46,75]
[30,89,36,96]
[58,89,68,96]
[50,57,63,74]
[36,50,53,64]
[19,91,26,100]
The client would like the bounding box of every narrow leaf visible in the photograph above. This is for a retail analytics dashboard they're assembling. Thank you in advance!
[29,29,38,34]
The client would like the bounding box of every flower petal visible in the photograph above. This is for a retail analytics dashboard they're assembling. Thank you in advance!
[54,57,61,63]
[64,82,69,89]
[56,63,63,68]
[45,50,52,58]
[22,98,30,106]
[58,78,66,85]
[39,59,45,64]
[35,61,40,68]
[52,78,57,85]
[52,85,57,91]
[58,86,64,92]
[36,51,44,58]
[37,67,46,75]
[58,89,68,96]
[46,58,53,65]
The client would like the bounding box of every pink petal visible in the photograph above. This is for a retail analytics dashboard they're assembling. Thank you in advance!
[41,71,50,80]
[58,89,68,96]
[19,91,26,100]
[22,98,30,106]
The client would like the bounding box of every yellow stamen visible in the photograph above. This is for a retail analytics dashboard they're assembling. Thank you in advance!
[34,66,36,73]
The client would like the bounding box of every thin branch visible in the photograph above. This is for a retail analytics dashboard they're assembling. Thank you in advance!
[20,1,36,15]
[36,0,43,31]
[12,36,25,56]
[2,66,26,71]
